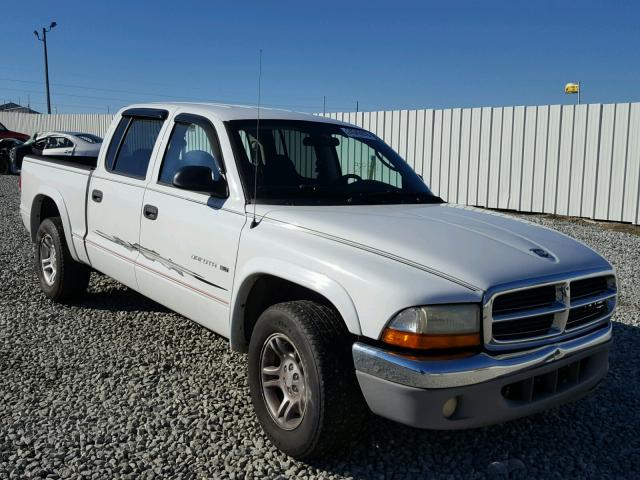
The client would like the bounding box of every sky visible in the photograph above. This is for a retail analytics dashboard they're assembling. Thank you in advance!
[2,0,639,114]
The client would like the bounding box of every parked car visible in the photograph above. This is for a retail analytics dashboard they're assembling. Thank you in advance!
[10,131,102,173]
[0,138,24,174]
[0,121,29,142]
[19,103,617,459]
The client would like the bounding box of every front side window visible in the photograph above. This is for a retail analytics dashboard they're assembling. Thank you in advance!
[159,121,222,185]
[33,138,49,150]
[227,120,439,206]
[108,118,164,178]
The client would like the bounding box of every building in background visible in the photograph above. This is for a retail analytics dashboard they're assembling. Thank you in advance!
[0,102,39,114]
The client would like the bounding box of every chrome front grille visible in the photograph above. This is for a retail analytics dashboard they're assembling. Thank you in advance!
[483,273,617,350]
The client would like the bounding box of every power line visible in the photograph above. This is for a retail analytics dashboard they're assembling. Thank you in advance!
[0,76,326,106]
[0,85,135,104]
[0,76,384,112]
[0,76,323,111]
[11,99,112,112]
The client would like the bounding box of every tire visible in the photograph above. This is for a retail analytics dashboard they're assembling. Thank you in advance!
[34,217,90,301]
[0,156,9,175]
[248,300,366,459]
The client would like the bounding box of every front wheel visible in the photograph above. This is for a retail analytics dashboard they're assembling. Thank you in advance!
[248,301,366,459]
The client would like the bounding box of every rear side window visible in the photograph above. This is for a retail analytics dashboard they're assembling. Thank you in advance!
[77,133,102,144]
[106,117,164,178]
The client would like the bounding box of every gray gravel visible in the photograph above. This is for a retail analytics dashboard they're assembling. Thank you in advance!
[1,174,639,479]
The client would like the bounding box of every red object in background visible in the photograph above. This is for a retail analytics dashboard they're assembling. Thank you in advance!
[0,122,30,142]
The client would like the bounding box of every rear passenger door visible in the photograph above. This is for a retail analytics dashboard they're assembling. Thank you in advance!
[135,113,245,337]
[85,108,168,290]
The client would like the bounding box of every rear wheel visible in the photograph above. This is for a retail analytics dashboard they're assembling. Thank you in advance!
[248,300,365,459]
[35,217,90,301]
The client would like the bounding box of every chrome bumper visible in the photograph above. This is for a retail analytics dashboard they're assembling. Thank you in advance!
[353,323,612,389]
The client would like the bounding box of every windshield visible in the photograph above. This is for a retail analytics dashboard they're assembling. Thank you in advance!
[227,120,441,206]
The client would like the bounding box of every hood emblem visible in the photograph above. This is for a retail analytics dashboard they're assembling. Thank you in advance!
[530,248,554,260]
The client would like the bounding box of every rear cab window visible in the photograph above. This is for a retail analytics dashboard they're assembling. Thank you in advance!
[104,108,168,179]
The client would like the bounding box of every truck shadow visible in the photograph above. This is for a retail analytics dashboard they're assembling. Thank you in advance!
[307,320,640,479]
[66,273,169,313]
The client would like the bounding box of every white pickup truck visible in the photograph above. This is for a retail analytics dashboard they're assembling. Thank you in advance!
[20,103,616,459]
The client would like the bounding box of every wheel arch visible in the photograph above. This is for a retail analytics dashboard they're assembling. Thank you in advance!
[230,259,361,353]
[30,189,80,261]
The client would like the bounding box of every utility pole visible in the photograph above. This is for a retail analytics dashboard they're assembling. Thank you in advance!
[34,22,57,114]
[323,96,326,115]
[356,101,359,113]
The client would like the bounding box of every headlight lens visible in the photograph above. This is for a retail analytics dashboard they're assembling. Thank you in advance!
[382,304,481,350]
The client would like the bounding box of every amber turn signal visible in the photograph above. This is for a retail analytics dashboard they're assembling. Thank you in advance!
[382,328,481,350]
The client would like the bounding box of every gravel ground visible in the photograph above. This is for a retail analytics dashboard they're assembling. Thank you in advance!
[1,174,639,480]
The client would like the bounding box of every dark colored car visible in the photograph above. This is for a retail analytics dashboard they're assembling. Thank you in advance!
[0,121,29,142]
[0,138,24,174]
[0,121,30,174]
[8,137,39,174]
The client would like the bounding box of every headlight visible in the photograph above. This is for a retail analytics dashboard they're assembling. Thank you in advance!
[381,304,481,350]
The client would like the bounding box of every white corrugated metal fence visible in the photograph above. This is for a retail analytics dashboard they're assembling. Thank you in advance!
[0,112,114,137]
[2,103,639,224]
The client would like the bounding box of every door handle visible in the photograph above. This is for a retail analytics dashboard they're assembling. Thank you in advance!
[91,189,103,202]
[143,204,158,220]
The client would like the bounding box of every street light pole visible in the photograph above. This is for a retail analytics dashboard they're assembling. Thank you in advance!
[34,22,57,114]
[42,27,52,114]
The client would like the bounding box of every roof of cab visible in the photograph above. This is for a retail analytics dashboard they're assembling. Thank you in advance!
[120,102,349,124]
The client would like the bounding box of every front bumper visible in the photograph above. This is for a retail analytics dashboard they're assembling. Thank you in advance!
[353,323,611,429]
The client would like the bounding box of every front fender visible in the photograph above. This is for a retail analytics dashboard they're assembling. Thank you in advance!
[30,188,80,261]
[229,257,361,352]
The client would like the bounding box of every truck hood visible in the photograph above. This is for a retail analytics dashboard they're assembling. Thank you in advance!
[261,203,611,291]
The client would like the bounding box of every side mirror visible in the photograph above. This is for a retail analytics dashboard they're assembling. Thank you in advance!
[173,165,228,197]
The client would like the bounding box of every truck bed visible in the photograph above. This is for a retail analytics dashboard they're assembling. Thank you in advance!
[20,154,94,265]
